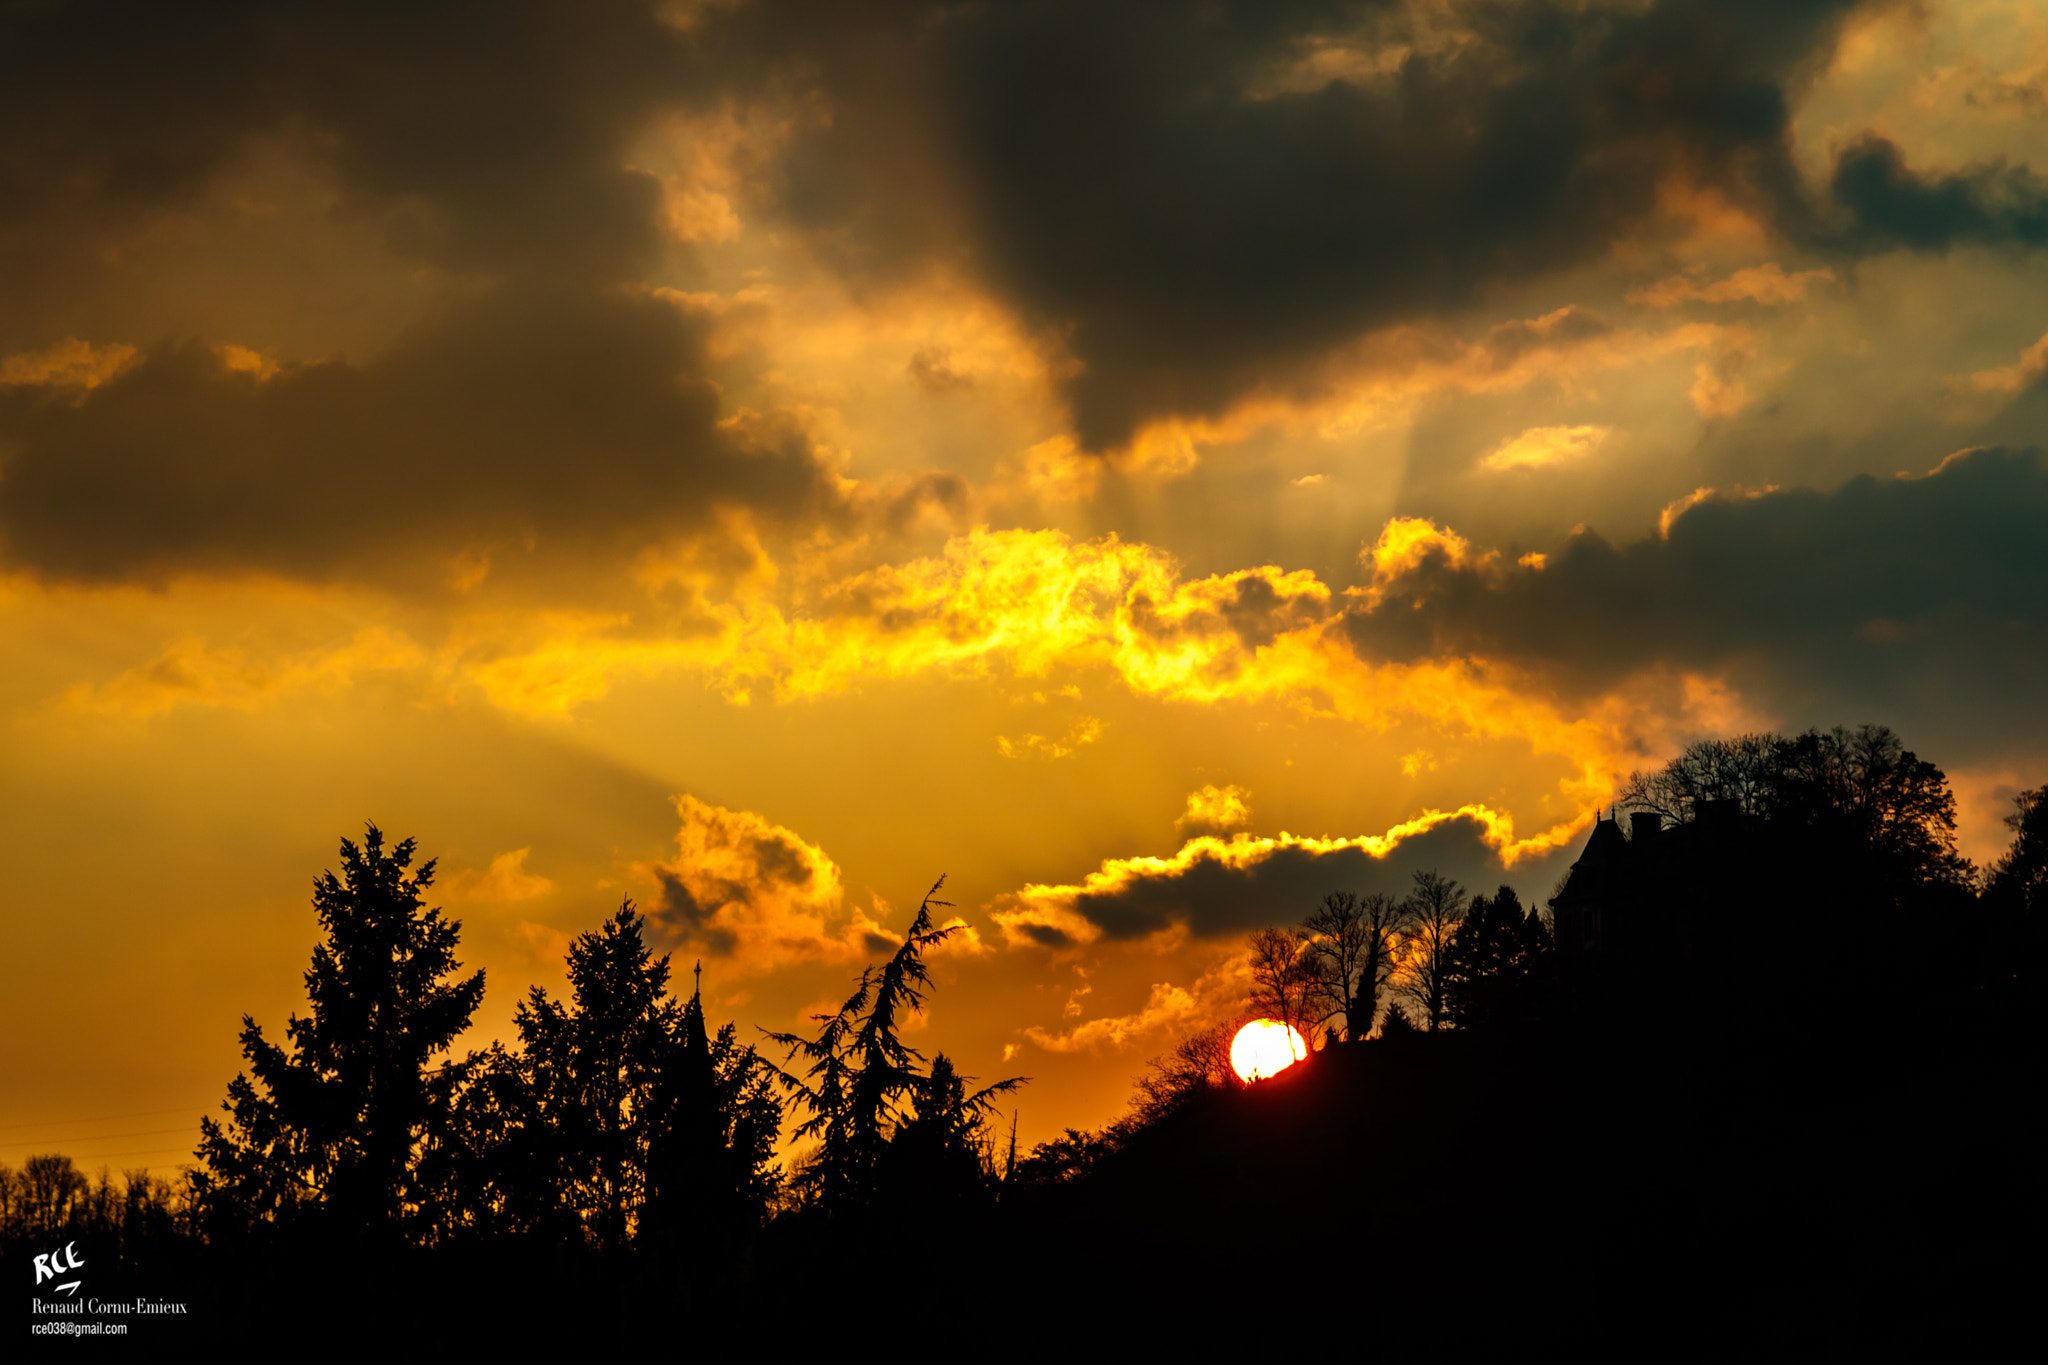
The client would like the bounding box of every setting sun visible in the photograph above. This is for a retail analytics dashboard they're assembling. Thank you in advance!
[1230,1019,1308,1081]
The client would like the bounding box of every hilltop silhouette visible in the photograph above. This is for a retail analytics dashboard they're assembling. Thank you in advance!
[6,723,2039,1347]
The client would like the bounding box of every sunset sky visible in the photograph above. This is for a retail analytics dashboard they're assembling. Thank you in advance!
[5,0,2047,1170]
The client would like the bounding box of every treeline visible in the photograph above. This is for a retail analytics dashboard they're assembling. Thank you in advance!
[161,827,794,1282]
[0,1157,189,1275]
[7,721,2040,1344]
[4,837,1024,1335]
[181,838,1025,1285]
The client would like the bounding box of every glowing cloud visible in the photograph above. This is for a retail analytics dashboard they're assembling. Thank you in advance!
[997,716,1103,761]
[1963,328,2048,394]
[640,795,894,972]
[989,804,1578,949]
[446,849,555,904]
[1478,424,1612,473]
[1177,784,1253,834]
[0,337,138,391]
[1656,484,1781,539]
[63,627,425,717]
[1356,516,1487,609]
[1630,263,1835,308]
[1021,953,1251,1053]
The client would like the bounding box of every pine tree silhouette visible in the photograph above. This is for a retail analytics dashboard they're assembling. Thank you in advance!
[194,824,484,1250]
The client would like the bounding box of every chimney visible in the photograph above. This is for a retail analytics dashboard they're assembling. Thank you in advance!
[1630,811,1661,842]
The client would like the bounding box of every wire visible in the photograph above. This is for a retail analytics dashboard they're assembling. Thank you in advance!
[8,1126,197,1148]
[0,1106,211,1135]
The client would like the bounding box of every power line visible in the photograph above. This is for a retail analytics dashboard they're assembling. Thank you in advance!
[0,1105,210,1135]
[5,1125,197,1148]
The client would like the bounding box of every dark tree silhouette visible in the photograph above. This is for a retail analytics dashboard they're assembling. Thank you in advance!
[18,1154,88,1242]
[512,903,674,1253]
[1442,886,1552,1031]
[451,905,783,1259]
[1620,725,1971,895]
[640,982,785,1268]
[1610,724,1975,1015]
[1618,732,1782,823]
[1984,785,2047,1020]
[1128,1016,1248,1126]
[1990,786,2048,899]
[1353,891,1411,1038]
[1302,892,1370,1041]
[1399,870,1467,1031]
[766,877,1022,1218]
[1769,725,1973,892]
[1012,1127,1124,1186]
[1378,1002,1420,1037]
[194,824,484,1249]
[1248,925,1318,1046]
[883,1052,1022,1208]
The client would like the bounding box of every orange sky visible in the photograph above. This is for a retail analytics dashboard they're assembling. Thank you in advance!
[4,0,2047,1171]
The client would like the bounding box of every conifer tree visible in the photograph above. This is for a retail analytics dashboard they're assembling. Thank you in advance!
[455,904,784,1258]
[194,824,484,1249]
[884,1053,1022,1208]
[767,878,1022,1217]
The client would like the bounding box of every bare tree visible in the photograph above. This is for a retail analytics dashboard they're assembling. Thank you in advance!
[1302,891,1410,1040]
[1248,926,1318,1047]
[1356,892,1411,1039]
[1128,1016,1248,1126]
[20,1154,87,1241]
[1618,731,1780,824]
[1302,892,1367,1041]
[1398,870,1467,1031]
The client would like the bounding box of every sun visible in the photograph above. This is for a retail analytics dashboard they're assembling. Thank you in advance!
[1230,1019,1307,1081]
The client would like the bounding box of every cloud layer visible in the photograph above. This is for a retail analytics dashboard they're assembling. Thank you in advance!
[991,809,1542,948]
[1339,445,2048,742]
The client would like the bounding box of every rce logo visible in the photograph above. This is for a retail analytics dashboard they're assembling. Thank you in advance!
[33,1242,85,1294]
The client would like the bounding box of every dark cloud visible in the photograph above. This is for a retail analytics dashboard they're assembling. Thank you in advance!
[0,2,857,586]
[653,866,740,957]
[1067,816,1533,941]
[1339,446,2048,748]
[1016,922,1076,949]
[16,0,2030,481]
[0,0,694,302]
[0,287,833,585]
[1830,135,2048,253]
[729,0,1865,447]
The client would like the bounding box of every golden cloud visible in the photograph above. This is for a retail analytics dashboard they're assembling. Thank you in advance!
[1357,517,1478,607]
[1478,424,1612,473]
[0,337,138,391]
[44,515,1754,871]
[1962,327,2048,395]
[1629,263,1835,308]
[1177,783,1253,834]
[639,794,896,973]
[1655,484,1781,539]
[445,849,556,905]
[1021,952,1251,1053]
[997,716,1103,761]
[62,626,424,717]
